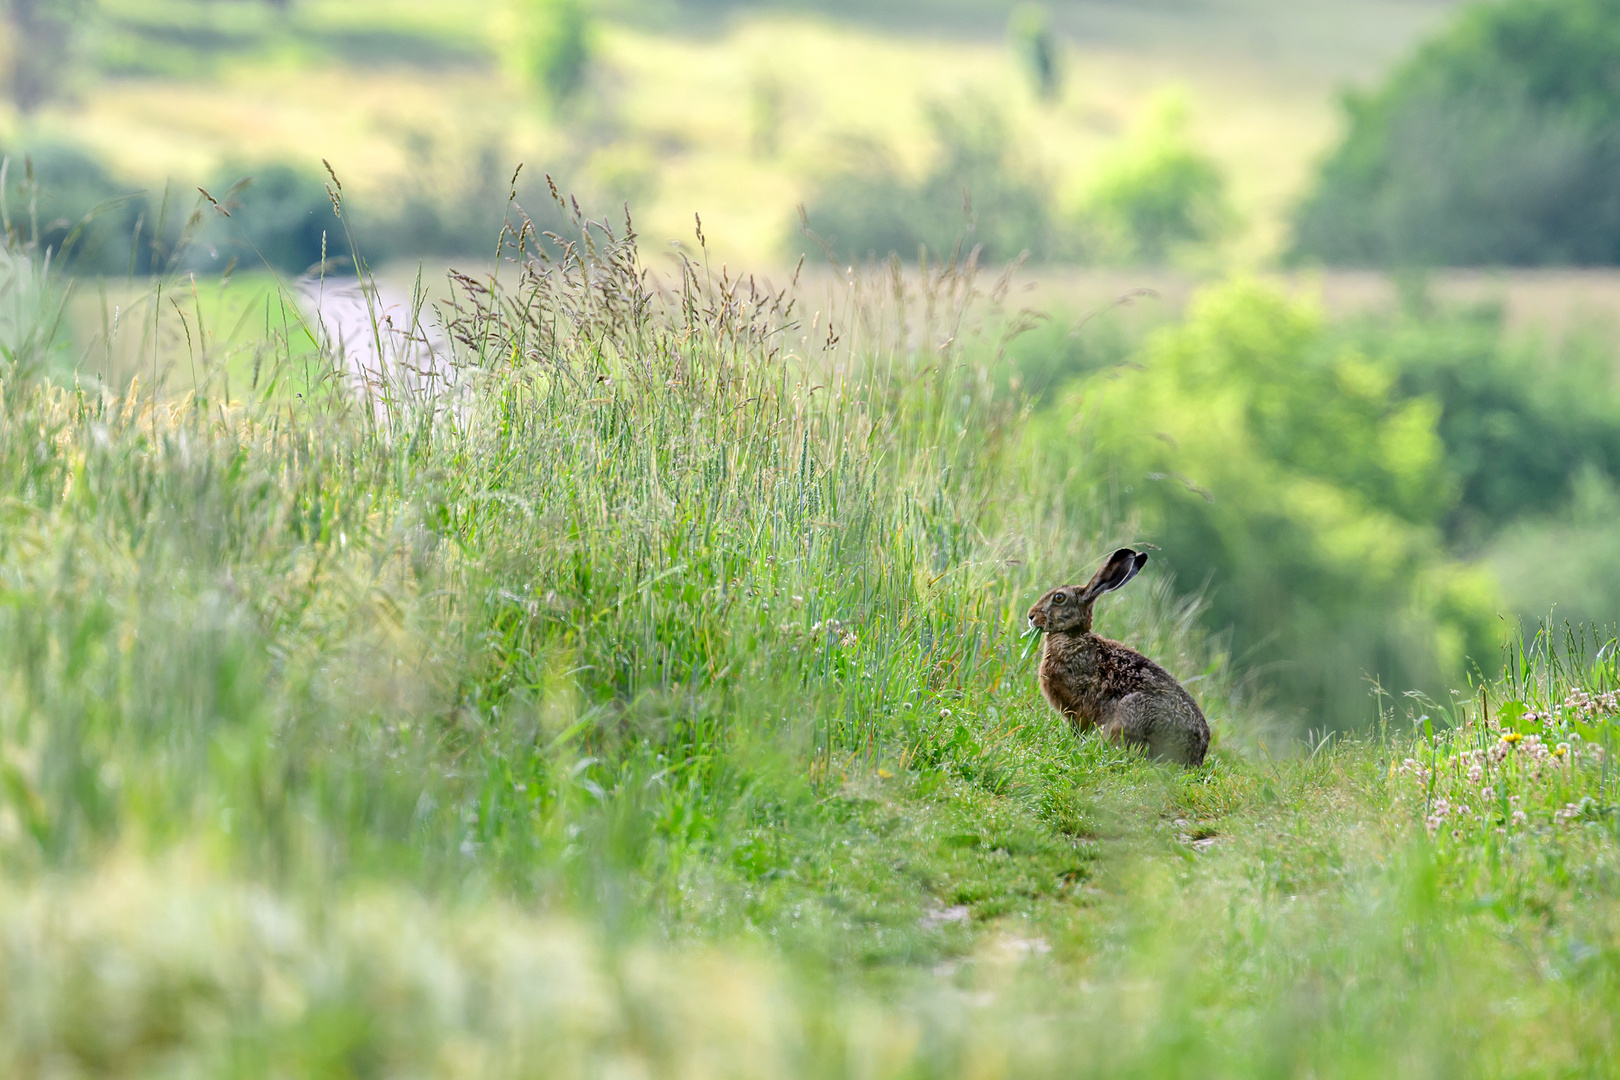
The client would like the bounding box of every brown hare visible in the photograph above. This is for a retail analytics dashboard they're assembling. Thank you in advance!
[1027,548,1210,766]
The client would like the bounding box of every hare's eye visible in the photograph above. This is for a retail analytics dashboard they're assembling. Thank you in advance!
[1052,592,1066,605]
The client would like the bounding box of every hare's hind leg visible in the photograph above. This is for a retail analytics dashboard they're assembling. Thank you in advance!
[1100,693,1158,756]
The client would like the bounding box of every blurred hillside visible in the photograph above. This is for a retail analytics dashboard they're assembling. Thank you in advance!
[0,0,1466,268]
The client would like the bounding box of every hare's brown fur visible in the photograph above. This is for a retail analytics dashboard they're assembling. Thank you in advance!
[1028,549,1210,766]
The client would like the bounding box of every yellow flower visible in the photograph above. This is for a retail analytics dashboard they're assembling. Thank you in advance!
[1501,732,1523,744]
[877,768,894,779]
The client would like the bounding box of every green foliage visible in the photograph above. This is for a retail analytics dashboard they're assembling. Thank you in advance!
[1047,281,1500,728]
[1082,97,1232,264]
[0,139,583,276]
[1341,299,1620,542]
[196,162,347,275]
[0,144,155,275]
[1008,4,1062,102]
[522,0,592,105]
[1293,0,1620,265]
[1486,467,1620,631]
[795,95,1062,263]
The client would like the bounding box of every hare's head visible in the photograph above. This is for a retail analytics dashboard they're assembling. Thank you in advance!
[1027,548,1149,634]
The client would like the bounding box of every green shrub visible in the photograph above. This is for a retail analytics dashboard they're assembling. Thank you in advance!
[0,140,580,276]
[1082,97,1232,264]
[795,95,1062,264]
[0,143,161,275]
[1292,0,1620,266]
[1043,281,1500,728]
[521,0,591,105]
[1009,4,1062,102]
[1485,466,1620,629]
[195,162,347,275]
[1341,300,1620,543]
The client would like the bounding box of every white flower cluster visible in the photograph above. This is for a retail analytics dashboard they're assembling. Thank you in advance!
[810,619,859,648]
[1553,802,1586,826]
[1561,688,1619,720]
[1424,796,1473,836]
[1396,758,1432,784]
[1519,688,1619,725]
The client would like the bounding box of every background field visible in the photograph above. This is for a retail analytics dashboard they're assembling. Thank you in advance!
[11,0,1464,266]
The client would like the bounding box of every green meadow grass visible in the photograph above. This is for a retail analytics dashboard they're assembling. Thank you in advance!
[2,206,1619,1077]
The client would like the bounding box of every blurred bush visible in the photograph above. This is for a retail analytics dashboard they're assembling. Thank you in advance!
[1009,4,1062,103]
[1042,282,1501,728]
[794,92,1233,267]
[1081,97,1233,264]
[1292,0,1620,266]
[0,143,152,275]
[520,0,592,105]
[1032,278,1620,725]
[195,162,346,275]
[1339,298,1620,545]
[1485,465,1620,630]
[794,96,1064,264]
[1,139,582,277]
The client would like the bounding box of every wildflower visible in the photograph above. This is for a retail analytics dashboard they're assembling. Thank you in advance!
[1467,764,1484,785]
[1554,743,1570,759]
[1501,731,1523,745]
[1512,809,1528,826]
[840,630,858,648]
[1481,786,1495,802]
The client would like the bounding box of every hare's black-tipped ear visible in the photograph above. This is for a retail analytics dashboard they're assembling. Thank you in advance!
[1084,548,1147,600]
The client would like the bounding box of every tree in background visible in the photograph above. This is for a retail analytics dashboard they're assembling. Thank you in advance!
[522,0,591,106]
[5,0,82,113]
[1292,0,1620,266]
[1008,4,1062,102]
